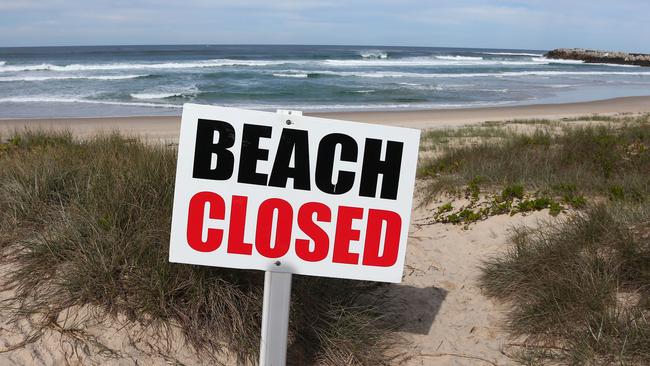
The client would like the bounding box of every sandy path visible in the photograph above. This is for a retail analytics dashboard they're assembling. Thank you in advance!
[398,192,550,365]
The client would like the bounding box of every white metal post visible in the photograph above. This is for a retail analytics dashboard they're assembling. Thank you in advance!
[258,109,302,366]
[259,271,292,366]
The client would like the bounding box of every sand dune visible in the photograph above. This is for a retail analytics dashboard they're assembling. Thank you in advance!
[1,97,649,365]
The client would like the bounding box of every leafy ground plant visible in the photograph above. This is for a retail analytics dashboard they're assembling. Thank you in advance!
[422,182,578,227]
[0,131,400,365]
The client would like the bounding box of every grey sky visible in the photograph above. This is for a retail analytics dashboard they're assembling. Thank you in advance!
[1,0,648,52]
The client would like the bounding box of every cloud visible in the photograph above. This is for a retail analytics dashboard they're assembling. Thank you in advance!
[0,0,648,52]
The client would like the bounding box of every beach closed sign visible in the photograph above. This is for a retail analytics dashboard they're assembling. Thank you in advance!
[169,104,420,283]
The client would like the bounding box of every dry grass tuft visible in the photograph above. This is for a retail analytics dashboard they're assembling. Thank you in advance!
[419,114,650,204]
[480,205,650,364]
[0,131,399,365]
[419,114,650,364]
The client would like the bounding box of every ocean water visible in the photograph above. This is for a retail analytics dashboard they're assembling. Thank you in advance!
[1,45,649,118]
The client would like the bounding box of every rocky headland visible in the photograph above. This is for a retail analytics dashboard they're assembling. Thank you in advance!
[545,48,650,67]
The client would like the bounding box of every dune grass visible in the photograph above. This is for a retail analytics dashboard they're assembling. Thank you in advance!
[418,114,650,364]
[419,114,649,200]
[418,115,649,227]
[0,131,399,365]
[480,204,650,364]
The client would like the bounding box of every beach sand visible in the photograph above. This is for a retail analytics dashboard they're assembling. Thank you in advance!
[1,96,649,365]
[1,96,649,142]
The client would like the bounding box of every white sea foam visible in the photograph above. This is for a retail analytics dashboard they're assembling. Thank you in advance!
[131,92,180,99]
[490,70,650,77]
[324,55,640,67]
[0,96,181,109]
[395,83,445,91]
[323,57,553,67]
[533,57,641,68]
[0,95,516,111]
[595,63,641,68]
[353,89,376,93]
[359,50,389,59]
[532,57,585,64]
[0,54,640,75]
[482,52,543,57]
[422,85,445,91]
[402,84,504,92]
[131,86,198,99]
[0,74,147,82]
[435,55,483,61]
[3,55,634,74]
[492,60,551,65]
[0,59,292,72]
[477,88,509,93]
[272,72,309,78]
[227,100,517,111]
[324,59,416,66]
[310,69,650,78]
[0,61,5,66]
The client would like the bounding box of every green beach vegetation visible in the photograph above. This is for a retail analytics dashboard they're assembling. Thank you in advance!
[0,113,648,365]
[420,113,650,364]
[0,131,399,365]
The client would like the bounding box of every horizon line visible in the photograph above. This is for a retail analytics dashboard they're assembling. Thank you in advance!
[0,43,551,51]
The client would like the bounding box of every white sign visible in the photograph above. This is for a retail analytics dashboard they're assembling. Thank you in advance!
[169,104,420,283]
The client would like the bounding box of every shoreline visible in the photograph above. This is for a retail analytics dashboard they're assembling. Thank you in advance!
[1,96,649,141]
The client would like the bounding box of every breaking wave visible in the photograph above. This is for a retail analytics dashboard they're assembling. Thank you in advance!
[272,72,309,78]
[294,70,650,78]
[532,57,641,68]
[0,74,148,82]
[131,86,198,99]
[435,55,483,61]
[482,52,543,57]
[2,56,640,74]
[359,50,389,59]
[0,59,292,72]
[0,96,518,112]
[323,57,555,67]
[3,45,649,117]
[532,57,585,64]
[0,96,181,108]
[131,92,182,99]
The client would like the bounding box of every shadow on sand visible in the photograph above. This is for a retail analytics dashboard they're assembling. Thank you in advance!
[286,282,447,364]
[382,284,447,335]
